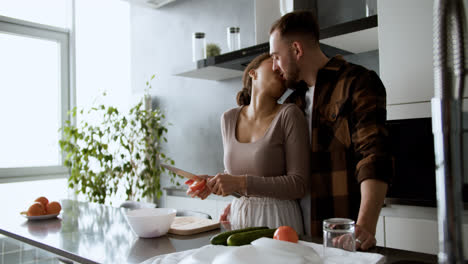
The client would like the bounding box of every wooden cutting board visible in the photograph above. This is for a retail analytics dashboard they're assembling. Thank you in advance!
[168,216,220,235]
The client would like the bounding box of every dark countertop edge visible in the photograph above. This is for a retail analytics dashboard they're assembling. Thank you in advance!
[0,229,98,264]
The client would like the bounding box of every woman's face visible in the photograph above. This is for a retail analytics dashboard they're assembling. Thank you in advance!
[253,58,286,99]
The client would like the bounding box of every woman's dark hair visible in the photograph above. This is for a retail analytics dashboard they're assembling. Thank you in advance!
[236,53,271,106]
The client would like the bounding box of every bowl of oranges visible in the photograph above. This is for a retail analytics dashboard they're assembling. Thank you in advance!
[20,197,62,220]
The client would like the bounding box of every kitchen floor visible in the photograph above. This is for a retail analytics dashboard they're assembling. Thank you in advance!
[0,235,61,264]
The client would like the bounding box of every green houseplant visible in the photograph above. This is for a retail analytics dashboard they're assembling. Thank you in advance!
[59,75,181,204]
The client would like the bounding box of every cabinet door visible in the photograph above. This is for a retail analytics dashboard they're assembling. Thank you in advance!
[375,216,385,247]
[378,0,435,105]
[384,216,438,254]
[378,0,468,106]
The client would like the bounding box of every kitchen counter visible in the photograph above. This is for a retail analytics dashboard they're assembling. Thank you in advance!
[0,199,438,264]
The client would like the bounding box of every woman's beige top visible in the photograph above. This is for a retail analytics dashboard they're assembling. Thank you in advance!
[221,103,310,200]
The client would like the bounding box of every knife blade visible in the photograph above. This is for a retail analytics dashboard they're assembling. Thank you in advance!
[161,164,196,180]
[161,164,241,198]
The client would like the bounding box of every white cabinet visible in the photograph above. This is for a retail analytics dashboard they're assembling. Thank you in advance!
[378,0,468,106]
[375,215,385,247]
[384,216,438,254]
[381,205,468,256]
[378,0,434,105]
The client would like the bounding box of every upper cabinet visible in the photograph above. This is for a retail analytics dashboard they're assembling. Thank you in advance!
[378,0,468,106]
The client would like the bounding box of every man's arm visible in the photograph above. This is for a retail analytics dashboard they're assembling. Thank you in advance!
[350,70,392,250]
[356,179,388,250]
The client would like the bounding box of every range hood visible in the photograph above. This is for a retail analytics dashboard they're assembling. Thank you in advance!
[176,0,379,81]
[197,15,377,72]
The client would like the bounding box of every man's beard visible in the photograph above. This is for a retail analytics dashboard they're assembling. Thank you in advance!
[284,60,300,88]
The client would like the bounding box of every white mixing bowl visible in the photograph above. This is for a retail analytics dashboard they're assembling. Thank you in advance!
[125,208,176,238]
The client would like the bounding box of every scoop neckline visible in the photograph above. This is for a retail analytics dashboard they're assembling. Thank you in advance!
[233,104,288,144]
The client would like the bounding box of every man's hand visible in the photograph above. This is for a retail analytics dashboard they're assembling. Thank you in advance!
[207,173,246,196]
[355,224,377,250]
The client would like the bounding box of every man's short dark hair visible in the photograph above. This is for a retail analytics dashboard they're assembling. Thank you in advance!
[270,10,320,44]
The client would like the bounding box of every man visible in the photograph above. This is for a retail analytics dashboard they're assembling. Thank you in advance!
[268,10,392,250]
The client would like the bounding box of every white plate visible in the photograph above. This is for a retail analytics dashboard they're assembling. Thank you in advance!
[21,213,59,221]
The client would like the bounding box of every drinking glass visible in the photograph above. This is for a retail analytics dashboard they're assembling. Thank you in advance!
[323,218,356,257]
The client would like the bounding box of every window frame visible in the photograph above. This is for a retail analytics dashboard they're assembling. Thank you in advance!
[0,15,74,183]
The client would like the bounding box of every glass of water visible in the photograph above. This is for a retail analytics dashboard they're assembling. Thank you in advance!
[323,218,356,256]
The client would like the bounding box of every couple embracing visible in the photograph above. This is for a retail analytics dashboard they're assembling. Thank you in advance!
[187,10,392,251]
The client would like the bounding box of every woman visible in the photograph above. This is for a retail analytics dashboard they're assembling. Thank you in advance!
[189,53,309,234]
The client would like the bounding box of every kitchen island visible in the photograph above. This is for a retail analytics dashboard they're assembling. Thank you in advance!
[0,199,437,263]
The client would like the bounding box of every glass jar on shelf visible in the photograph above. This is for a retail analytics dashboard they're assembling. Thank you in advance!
[227,27,240,52]
[192,32,206,62]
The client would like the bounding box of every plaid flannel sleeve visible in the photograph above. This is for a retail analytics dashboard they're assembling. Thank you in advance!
[350,70,393,184]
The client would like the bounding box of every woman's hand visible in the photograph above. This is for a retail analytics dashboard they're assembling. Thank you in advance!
[207,173,246,197]
[185,175,213,200]
[219,203,231,230]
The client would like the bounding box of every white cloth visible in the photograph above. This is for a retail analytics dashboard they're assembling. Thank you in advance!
[141,241,385,264]
[230,196,304,235]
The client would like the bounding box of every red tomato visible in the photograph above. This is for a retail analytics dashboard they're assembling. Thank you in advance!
[188,180,206,192]
[184,179,194,185]
[273,226,299,243]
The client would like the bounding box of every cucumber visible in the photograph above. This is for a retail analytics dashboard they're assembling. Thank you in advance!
[210,227,269,245]
[227,228,276,246]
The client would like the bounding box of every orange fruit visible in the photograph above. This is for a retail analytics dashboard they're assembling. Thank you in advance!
[27,202,46,216]
[35,196,49,208]
[46,201,61,215]
[273,226,299,243]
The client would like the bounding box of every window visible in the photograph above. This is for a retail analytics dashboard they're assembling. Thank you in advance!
[0,0,131,193]
[0,4,71,182]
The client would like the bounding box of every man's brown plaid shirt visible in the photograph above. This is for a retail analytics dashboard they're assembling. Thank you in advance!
[308,55,393,235]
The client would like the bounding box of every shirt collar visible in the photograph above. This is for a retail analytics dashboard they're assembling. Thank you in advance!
[321,55,347,72]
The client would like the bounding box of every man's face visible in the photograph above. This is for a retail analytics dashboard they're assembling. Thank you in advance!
[269,30,300,87]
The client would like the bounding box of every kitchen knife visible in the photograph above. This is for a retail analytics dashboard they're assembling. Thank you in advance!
[161,164,197,180]
[161,164,241,198]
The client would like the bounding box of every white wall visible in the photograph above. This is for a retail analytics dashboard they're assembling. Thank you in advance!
[130,0,256,205]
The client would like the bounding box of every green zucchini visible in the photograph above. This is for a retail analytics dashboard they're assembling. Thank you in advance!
[226,228,276,246]
[210,226,269,245]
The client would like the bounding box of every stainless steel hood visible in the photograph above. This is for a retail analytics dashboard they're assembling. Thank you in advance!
[197,15,377,72]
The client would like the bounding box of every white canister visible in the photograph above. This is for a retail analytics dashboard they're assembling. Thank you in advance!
[227,27,240,52]
[192,32,206,62]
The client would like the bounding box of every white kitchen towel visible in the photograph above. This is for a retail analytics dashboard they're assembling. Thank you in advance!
[299,241,385,264]
[140,241,385,264]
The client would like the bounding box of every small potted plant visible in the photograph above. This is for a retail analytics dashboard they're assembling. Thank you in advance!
[206,43,221,57]
[59,75,181,204]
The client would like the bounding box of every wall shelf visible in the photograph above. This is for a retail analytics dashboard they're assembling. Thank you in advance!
[174,15,378,81]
